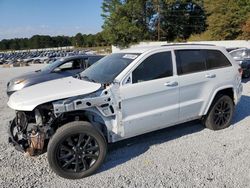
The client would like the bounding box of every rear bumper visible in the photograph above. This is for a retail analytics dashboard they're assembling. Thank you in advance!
[234,83,243,105]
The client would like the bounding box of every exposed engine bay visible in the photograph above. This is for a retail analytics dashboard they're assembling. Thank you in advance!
[9,104,55,155]
[8,88,117,156]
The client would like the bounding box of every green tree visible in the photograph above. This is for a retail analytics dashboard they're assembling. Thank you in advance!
[73,33,84,47]
[240,16,250,39]
[102,0,151,47]
[101,0,206,47]
[202,0,250,40]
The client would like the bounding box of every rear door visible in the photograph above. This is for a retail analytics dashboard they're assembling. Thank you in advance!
[202,49,234,110]
[176,49,233,121]
[175,49,209,121]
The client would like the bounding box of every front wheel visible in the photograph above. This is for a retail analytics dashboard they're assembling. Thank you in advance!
[203,95,234,130]
[47,121,107,179]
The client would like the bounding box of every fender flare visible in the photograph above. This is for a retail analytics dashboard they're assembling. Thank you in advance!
[203,85,234,115]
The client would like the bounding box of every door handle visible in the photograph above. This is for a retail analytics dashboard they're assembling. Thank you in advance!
[164,81,178,87]
[205,73,216,78]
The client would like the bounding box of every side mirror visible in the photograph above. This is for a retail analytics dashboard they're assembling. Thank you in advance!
[122,74,132,85]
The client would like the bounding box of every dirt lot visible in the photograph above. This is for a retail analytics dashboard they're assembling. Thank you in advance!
[0,65,250,188]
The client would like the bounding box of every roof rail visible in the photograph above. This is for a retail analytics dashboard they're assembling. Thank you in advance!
[161,43,215,47]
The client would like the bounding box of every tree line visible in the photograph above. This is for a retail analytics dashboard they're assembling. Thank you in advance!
[101,0,207,47]
[1,0,250,50]
[102,0,250,47]
[0,33,110,51]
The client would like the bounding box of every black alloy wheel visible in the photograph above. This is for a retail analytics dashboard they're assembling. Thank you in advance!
[47,121,107,179]
[57,133,100,173]
[203,95,234,130]
[212,98,232,127]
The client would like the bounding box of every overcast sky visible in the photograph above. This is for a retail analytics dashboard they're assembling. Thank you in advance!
[0,0,104,40]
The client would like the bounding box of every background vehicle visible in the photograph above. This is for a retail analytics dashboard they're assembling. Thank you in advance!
[240,58,250,78]
[229,48,250,78]
[6,55,104,96]
[7,45,242,179]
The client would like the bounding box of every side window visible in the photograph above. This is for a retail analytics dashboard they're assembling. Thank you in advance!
[175,50,206,75]
[80,58,88,69]
[72,59,81,69]
[58,61,73,70]
[205,50,232,69]
[58,60,82,71]
[132,52,173,84]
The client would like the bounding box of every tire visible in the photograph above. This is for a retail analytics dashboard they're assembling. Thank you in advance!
[203,95,234,130]
[47,121,107,179]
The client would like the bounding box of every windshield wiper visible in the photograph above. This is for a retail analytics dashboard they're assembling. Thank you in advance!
[81,75,96,83]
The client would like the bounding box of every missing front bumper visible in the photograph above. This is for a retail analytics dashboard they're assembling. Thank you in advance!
[8,119,26,153]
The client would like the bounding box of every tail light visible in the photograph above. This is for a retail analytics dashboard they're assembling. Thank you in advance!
[238,68,243,76]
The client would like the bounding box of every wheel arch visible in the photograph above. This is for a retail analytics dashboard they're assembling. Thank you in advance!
[203,86,235,115]
[52,108,113,143]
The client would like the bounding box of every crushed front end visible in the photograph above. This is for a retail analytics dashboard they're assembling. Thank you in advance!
[7,86,118,156]
[8,104,55,156]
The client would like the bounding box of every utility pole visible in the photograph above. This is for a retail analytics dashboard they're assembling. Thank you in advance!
[157,0,161,41]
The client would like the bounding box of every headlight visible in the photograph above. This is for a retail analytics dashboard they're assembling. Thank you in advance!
[14,80,25,85]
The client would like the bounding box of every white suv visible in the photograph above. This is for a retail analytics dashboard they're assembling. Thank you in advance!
[7,44,242,179]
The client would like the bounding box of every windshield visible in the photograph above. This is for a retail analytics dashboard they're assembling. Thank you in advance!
[80,53,140,84]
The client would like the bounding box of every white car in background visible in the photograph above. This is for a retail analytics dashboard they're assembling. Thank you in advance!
[7,44,242,179]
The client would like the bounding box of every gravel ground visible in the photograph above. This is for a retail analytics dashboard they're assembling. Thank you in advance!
[1,65,250,188]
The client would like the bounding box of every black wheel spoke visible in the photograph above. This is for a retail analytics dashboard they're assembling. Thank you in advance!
[59,153,73,160]
[86,146,99,152]
[75,157,80,172]
[81,156,89,170]
[83,136,92,149]
[77,134,85,147]
[61,145,73,153]
[57,133,100,173]
[62,157,75,168]
[215,116,220,125]
[85,153,98,160]
[222,116,227,124]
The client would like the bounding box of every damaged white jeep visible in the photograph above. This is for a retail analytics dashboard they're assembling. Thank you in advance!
[8,45,242,179]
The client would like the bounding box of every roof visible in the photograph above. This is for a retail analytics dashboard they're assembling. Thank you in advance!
[60,54,104,61]
[117,44,224,54]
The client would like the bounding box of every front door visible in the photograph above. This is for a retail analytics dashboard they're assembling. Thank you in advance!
[119,51,179,138]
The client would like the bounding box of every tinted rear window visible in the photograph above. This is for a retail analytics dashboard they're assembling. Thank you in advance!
[175,50,206,75]
[205,50,231,69]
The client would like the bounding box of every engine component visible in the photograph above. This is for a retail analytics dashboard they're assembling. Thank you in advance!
[35,109,43,126]
[15,111,28,132]
[26,130,45,156]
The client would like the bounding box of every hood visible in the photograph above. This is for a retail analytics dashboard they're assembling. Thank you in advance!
[11,69,48,82]
[8,77,101,111]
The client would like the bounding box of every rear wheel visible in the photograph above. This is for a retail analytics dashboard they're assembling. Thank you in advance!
[203,95,234,130]
[47,121,107,179]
